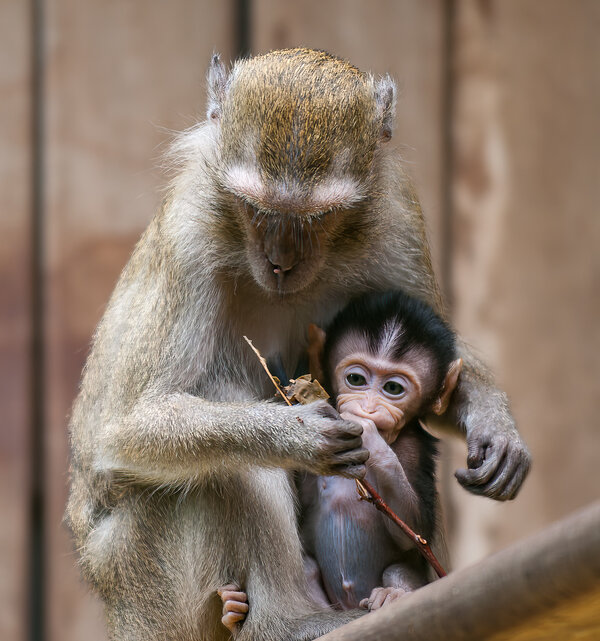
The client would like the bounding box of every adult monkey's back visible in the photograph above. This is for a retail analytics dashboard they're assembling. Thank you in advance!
[66,49,530,641]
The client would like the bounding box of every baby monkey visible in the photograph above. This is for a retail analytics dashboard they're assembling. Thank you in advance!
[220,290,462,631]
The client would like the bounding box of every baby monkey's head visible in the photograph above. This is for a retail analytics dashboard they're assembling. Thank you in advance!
[315,291,462,444]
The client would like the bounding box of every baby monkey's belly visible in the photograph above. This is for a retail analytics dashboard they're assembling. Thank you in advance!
[314,476,398,609]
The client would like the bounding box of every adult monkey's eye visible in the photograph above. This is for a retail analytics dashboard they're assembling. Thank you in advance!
[243,201,263,225]
[346,373,367,387]
[383,380,405,396]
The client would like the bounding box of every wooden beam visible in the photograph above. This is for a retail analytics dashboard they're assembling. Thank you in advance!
[316,502,600,640]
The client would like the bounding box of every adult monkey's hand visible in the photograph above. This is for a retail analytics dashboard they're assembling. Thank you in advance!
[456,422,531,500]
[451,345,531,500]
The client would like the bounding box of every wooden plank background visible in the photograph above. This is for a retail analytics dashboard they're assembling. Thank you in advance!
[0,3,32,641]
[0,1,598,640]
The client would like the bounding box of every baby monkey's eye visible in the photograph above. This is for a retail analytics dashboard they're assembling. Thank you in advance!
[346,373,367,387]
[383,380,406,396]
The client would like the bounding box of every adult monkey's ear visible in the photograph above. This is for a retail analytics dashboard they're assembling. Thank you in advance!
[207,53,229,123]
[431,358,463,416]
[307,324,327,383]
[374,74,396,142]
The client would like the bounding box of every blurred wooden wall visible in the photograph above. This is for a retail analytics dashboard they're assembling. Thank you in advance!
[1,1,598,640]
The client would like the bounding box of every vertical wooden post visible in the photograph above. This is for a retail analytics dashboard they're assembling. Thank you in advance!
[0,2,33,640]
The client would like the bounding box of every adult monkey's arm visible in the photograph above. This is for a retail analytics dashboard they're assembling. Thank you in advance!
[378,172,531,501]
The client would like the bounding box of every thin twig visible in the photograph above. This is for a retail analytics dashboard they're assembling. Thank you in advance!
[356,479,447,578]
[243,336,292,406]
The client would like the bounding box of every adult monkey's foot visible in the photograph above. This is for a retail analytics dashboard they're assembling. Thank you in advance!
[217,584,249,634]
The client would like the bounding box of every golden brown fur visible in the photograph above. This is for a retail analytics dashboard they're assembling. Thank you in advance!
[221,49,379,184]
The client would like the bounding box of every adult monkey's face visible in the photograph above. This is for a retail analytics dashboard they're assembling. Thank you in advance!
[213,49,395,295]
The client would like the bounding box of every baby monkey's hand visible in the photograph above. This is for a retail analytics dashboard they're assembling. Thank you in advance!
[339,412,388,453]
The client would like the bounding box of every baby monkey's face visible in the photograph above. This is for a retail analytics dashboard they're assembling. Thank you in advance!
[333,351,430,445]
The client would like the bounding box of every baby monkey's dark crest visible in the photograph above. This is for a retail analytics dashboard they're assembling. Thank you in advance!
[323,290,458,403]
[207,49,396,296]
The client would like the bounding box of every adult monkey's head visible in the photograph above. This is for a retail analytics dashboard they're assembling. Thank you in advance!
[207,49,396,295]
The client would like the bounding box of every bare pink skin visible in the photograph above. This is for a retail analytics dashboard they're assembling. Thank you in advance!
[333,350,430,444]
[358,586,408,610]
[302,412,425,612]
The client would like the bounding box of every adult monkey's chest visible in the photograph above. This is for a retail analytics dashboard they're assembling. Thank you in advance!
[229,297,342,387]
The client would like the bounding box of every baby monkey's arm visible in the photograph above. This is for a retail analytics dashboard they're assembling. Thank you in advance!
[342,415,425,547]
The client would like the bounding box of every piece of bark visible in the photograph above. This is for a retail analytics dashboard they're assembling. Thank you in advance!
[284,375,330,405]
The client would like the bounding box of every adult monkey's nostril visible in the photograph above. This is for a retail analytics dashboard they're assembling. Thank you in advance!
[266,252,298,274]
[270,262,294,274]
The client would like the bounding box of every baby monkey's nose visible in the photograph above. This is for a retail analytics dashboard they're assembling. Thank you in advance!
[360,393,380,414]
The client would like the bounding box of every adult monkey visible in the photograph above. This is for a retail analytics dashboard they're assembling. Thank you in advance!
[67,49,530,641]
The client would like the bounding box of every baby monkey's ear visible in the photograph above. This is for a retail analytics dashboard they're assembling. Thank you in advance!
[431,358,463,416]
[307,324,327,383]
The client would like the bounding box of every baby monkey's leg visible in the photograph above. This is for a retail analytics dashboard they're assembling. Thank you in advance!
[217,584,249,634]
